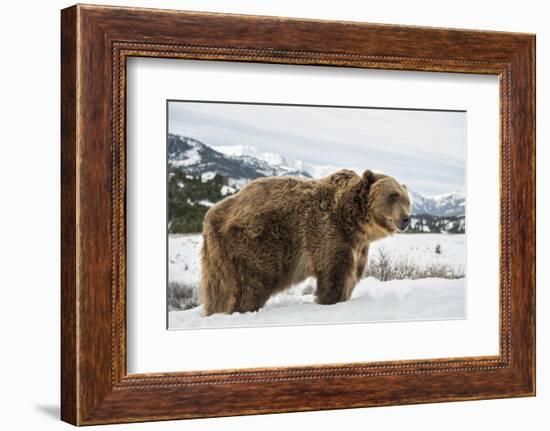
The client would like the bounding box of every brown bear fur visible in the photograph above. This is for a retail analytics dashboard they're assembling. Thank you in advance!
[199,169,411,315]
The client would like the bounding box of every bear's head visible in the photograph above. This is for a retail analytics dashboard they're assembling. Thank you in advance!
[363,170,412,236]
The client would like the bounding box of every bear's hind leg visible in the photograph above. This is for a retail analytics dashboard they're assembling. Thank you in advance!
[200,270,239,315]
[199,231,241,315]
[234,273,274,313]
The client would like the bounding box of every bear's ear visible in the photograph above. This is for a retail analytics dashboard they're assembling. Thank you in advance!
[362,170,377,187]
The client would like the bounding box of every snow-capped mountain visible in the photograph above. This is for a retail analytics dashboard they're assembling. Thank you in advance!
[211,144,289,167]
[168,134,465,220]
[408,214,465,234]
[168,134,311,181]
[211,144,347,179]
[409,190,465,217]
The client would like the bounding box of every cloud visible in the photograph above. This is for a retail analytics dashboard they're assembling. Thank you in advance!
[168,101,465,196]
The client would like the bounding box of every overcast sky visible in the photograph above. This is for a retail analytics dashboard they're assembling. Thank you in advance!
[168,101,466,196]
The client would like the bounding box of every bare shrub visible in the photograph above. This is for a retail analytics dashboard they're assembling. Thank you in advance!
[420,263,465,279]
[168,282,199,311]
[366,249,464,281]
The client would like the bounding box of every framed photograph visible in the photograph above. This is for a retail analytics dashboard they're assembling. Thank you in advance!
[61,4,535,425]
[164,100,467,330]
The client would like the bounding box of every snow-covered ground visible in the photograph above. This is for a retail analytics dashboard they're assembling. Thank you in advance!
[168,233,465,329]
[368,233,465,272]
[169,234,202,287]
[169,277,464,329]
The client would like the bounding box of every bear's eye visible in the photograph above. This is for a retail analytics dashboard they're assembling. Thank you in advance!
[389,192,400,202]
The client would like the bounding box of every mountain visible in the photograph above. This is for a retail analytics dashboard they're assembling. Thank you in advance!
[168,134,311,183]
[211,144,345,179]
[167,134,465,233]
[408,214,465,234]
[211,144,289,166]
[409,190,465,217]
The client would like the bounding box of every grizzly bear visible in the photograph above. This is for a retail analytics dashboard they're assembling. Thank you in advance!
[199,169,411,315]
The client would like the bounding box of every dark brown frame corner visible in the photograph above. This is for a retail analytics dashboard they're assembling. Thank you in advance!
[61,4,535,426]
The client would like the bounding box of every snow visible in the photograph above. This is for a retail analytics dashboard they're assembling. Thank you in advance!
[369,233,465,271]
[168,233,465,329]
[432,189,465,203]
[288,159,353,179]
[170,146,200,167]
[169,235,202,286]
[212,143,356,179]
[220,185,236,196]
[227,177,249,189]
[212,144,257,157]
[169,277,464,329]
[198,200,215,207]
[200,171,216,182]
[212,144,288,166]
[409,189,465,217]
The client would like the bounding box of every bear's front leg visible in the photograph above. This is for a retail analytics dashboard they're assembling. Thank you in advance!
[315,250,358,305]
[356,244,369,279]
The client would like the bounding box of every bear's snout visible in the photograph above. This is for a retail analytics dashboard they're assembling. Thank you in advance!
[399,215,410,231]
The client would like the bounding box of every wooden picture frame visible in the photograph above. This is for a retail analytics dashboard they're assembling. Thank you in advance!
[61,4,535,425]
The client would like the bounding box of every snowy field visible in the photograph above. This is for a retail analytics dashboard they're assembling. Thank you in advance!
[168,233,466,329]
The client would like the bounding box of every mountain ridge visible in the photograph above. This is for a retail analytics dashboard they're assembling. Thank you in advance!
[168,133,465,219]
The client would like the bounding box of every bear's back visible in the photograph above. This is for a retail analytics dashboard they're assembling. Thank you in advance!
[204,169,360,238]
[204,175,329,235]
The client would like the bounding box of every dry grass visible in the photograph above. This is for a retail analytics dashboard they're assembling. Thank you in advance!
[366,249,464,281]
[167,282,199,311]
